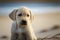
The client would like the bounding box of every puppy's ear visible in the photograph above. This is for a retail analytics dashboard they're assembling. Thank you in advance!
[9,9,18,21]
[29,10,34,21]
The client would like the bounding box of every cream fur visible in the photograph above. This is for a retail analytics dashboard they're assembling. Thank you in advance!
[9,7,37,40]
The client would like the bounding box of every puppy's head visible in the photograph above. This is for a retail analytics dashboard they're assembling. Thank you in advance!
[9,7,34,26]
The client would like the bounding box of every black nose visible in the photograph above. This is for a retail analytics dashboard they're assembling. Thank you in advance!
[21,20,27,25]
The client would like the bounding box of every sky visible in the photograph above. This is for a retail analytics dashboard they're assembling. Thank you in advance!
[0,3,60,16]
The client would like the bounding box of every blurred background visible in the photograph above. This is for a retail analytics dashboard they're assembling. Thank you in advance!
[0,0,60,40]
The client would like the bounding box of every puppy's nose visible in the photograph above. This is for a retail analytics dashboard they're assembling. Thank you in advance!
[21,20,27,25]
[22,20,26,23]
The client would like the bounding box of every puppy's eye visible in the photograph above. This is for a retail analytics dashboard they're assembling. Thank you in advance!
[18,14,22,16]
[27,14,29,17]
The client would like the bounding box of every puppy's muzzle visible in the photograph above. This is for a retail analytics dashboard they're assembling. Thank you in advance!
[20,20,27,25]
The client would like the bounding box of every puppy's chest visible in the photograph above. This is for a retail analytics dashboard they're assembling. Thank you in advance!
[16,28,26,33]
[15,28,27,40]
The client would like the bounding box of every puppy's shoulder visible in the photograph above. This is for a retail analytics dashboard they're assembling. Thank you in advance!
[12,21,16,27]
[11,21,16,32]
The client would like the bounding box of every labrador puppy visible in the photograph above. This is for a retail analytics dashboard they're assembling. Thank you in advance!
[9,7,37,40]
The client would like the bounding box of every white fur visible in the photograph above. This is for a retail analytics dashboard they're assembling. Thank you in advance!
[9,7,37,40]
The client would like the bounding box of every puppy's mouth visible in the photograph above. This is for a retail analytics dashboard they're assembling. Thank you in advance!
[20,22,27,25]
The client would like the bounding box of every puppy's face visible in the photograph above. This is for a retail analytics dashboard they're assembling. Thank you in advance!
[9,7,34,27]
[16,9,31,26]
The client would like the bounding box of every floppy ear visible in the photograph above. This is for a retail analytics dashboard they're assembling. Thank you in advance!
[29,10,34,21]
[9,9,18,21]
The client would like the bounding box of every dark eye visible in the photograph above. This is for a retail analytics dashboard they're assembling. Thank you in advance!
[18,14,22,16]
[27,14,29,17]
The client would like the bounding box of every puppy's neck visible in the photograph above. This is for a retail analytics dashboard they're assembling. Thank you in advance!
[16,24,32,33]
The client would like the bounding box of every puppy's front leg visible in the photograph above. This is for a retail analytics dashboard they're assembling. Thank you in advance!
[26,27,37,40]
[26,32,37,40]
[11,33,19,40]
